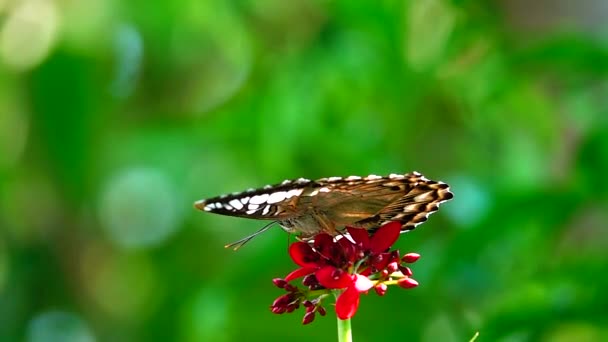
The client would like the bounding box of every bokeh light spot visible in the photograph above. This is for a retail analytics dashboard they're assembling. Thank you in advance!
[80,247,159,321]
[98,168,182,249]
[442,176,491,228]
[172,1,251,113]
[0,0,59,71]
[0,90,28,169]
[406,0,455,71]
[26,311,95,342]
[110,24,143,99]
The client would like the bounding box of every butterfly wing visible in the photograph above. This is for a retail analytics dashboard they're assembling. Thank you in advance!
[194,172,453,235]
[193,178,313,220]
[309,172,453,232]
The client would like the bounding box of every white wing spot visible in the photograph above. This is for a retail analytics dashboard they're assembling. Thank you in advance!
[267,191,287,204]
[366,175,382,180]
[241,197,250,204]
[247,204,259,210]
[389,173,404,179]
[246,209,257,215]
[345,176,361,180]
[327,176,342,181]
[250,194,269,205]
[286,189,303,198]
[214,202,222,208]
[310,187,330,196]
[262,205,271,215]
[229,199,243,210]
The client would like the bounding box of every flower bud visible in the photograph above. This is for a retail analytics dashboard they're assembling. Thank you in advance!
[284,284,297,292]
[402,253,420,263]
[302,311,316,325]
[272,278,287,288]
[387,261,399,273]
[374,283,388,296]
[399,265,413,277]
[390,250,401,262]
[271,307,286,314]
[398,277,419,289]
[302,274,318,287]
[273,293,295,308]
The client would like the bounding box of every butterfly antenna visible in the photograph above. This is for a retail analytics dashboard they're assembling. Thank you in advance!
[224,221,278,250]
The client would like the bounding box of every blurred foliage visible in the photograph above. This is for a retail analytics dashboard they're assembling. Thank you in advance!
[1,0,607,341]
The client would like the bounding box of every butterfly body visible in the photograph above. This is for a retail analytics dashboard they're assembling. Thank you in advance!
[194,172,453,240]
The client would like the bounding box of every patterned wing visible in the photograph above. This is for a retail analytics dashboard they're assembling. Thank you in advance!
[194,172,453,235]
[193,177,314,220]
[309,172,453,233]
[357,173,452,232]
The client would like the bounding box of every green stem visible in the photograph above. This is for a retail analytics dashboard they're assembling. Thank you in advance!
[332,289,352,342]
[336,316,352,342]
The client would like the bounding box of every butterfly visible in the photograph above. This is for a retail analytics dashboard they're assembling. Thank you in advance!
[194,172,453,248]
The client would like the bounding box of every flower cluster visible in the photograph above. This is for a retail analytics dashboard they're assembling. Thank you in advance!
[270,221,421,324]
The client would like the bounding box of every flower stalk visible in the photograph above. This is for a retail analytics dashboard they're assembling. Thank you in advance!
[337,315,352,342]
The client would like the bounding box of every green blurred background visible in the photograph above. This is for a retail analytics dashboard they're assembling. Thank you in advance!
[1,0,607,341]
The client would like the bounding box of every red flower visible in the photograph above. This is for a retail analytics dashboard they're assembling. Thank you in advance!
[347,221,402,254]
[270,221,422,323]
[334,273,375,319]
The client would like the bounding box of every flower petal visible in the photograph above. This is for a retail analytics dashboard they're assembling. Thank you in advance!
[289,242,319,267]
[285,267,317,281]
[315,266,353,289]
[371,252,391,270]
[359,267,372,277]
[346,226,370,249]
[312,234,335,260]
[337,237,358,263]
[370,221,402,254]
[352,274,374,292]
[336,286,361,320]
